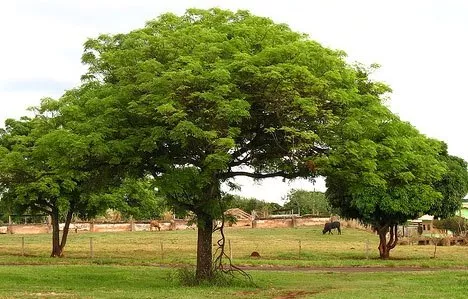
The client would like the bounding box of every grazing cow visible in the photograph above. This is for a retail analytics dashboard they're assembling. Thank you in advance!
[323,221,341,235]
[149,220,161,231]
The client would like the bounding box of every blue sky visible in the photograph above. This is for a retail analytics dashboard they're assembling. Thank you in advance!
[1,0,467,202]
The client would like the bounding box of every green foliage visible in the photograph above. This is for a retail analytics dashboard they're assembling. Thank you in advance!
[5,6,466,274]
[325,106,453,227]
[0,98,133,255]
[433,216,468,236]
[283,189,330,216]
[71,8,372,224]
[431,150,468,219]
[97,178,166,221]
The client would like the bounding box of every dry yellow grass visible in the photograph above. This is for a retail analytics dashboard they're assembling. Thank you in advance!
[0,226,467,268]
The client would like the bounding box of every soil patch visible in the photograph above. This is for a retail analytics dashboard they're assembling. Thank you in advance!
[237,265,468,272]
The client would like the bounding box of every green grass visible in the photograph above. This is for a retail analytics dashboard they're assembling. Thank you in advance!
[0,227,467,298]
[0,265,466,298]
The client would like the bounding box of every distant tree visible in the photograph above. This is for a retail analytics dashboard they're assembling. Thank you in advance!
[433,216,468,236]
[283,189,329,216]
[225,194,280,216]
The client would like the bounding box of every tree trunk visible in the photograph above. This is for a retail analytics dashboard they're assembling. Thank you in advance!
[196,213,213,281]
[50,208,61,257]
[59,209,74,256]
[377,224,398,259]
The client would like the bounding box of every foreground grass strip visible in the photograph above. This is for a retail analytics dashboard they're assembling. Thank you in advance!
[0,265,466,298]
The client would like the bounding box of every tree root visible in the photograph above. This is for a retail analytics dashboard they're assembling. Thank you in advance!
[212,201,255,286]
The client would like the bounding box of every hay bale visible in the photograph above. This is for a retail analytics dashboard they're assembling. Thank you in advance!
[398,238,410,245]
[442,237,452,246]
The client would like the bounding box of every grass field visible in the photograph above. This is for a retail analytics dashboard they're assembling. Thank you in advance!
[0,266,467,298]
[0,226,467,298]
[1,226,467,268]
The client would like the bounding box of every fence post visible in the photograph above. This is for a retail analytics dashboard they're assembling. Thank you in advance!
[21,237,25,256]
[365,239,369,259]
[90,237,94,259]
[130,219,135,232]
[160,241,164,262]
[298,240,302,258]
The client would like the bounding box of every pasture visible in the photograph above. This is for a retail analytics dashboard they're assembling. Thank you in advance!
[0,226,467,298]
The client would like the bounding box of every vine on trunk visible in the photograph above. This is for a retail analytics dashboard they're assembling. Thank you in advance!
[212,199,254,285]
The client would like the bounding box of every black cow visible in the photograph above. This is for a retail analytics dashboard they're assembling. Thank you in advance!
[322,221,341,235]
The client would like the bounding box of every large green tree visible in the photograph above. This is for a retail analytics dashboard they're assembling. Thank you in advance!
[51,9,409,279]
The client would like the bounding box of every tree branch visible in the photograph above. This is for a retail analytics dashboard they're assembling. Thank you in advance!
[33,203,52,215]
[220,170,299,180]
[228,152,253,168]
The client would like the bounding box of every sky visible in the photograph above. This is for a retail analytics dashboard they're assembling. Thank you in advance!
[0,0,467,203]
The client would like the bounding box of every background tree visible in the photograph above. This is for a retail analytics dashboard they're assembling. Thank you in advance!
[283,189,330,216]
[431,150,468,219]
[224,194,280,217]
[433,216,468,236]
[324,83,468,259]
[0,99,123,257]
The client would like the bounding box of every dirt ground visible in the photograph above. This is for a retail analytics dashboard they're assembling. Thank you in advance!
[237,265,468,272]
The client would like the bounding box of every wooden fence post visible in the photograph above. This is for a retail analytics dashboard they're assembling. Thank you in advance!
[90,237,94,259]
[21,237,25,256]
[160,241,164,262]
[365,239,370,259]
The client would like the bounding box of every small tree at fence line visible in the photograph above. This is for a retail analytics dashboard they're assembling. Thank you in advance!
[0,102,131,257]
[20,8,468,280]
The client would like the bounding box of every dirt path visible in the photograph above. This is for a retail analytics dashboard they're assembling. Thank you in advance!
[237,265,468,272]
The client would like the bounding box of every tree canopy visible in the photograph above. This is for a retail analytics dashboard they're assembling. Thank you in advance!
[51,8,380,279]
